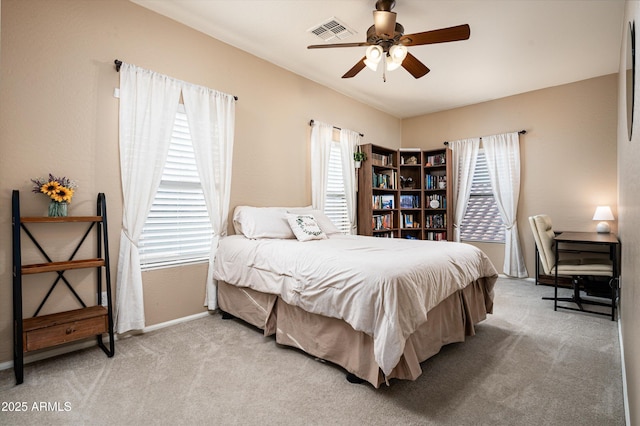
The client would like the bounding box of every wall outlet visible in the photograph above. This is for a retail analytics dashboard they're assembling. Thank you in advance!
[101,291,109,307]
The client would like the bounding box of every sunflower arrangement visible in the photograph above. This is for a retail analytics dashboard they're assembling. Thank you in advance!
[31,174,78,203]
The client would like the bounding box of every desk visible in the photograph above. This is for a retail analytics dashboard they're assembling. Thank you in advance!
[553,232,619,320]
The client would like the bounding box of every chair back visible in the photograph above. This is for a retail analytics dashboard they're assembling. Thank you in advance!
[528,215,556,275]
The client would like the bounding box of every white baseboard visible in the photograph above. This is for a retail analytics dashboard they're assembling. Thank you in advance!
[0,339,102,372]
[619,318,631,426]
[141,311,212,333]
[0,311,212,372]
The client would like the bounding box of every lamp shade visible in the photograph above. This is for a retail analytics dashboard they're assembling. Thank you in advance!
[593,205,614,233]
[593,206,614,221]
[389,45,408,63]
[364,45,383,71]
[385,45,407,72]
[386,55,401,71]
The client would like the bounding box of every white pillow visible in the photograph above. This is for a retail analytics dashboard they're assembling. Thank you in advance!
[287,208,341,236]
[232,206,313,239]
[286,213,328,242]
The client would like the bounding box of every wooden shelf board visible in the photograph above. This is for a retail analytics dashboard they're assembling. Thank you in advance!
[22,258,105,274]
[20,216,102,223]
[23,306,107,332]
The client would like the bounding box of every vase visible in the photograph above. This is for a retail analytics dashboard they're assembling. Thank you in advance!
[48,200,68,217]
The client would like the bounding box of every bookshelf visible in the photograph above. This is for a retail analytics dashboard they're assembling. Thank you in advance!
[424,148,452,241]
[357,144,399,238]
[11,191,115,384]
[399,149,423,240]
[357,144,452,241]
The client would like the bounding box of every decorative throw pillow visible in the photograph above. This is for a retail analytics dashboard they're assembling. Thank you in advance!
[287,208,342,236]
[286,214,328,242]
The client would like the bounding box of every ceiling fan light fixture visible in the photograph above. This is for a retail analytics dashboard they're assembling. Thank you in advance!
[309,1,470,80]
[389,44,407,63]
[373,11,397,37]
[364,45,383,70]
[385,55,401,71]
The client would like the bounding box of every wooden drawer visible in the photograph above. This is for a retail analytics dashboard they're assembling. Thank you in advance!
[23,306,108,352]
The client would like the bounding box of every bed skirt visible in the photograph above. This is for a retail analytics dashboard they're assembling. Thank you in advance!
[217,278,493,388]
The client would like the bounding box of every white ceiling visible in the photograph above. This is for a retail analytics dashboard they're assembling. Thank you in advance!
[131,0,625,119]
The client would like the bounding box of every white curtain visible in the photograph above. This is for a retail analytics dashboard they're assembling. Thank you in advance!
[339,129,361,234]
[182,84,235,309]
[115,63,182,333]
[449,138,480,242]
[310,121,334,210]
[483,132,528,278]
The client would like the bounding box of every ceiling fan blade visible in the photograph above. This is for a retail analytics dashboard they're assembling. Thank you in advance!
[402,52,430,79]
[400,24,470,46]
[342,57,367,78]
[308,42,369,49]
[373,10,397,37]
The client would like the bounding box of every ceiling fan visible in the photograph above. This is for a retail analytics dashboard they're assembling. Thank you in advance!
[307,0,470,80]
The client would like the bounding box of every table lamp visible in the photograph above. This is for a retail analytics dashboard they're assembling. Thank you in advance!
[593,206,615,233]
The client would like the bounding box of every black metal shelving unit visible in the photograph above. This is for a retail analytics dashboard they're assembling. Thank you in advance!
[12,190,115,384]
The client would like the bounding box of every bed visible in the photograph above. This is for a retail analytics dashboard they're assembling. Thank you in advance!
[213,206,498,388]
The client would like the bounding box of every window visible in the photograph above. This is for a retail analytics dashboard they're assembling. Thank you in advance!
[139,105,213,269]
[460,149,505,243]
[324,141,350,234]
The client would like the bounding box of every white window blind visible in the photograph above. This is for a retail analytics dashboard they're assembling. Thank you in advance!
[325,142,350,234]
[139,106,213,269]
[460,149,505,243]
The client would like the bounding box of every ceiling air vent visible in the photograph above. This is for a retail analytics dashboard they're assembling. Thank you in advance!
[308,17,356,42]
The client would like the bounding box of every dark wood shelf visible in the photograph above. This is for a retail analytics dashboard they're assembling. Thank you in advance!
[359,145,452,240]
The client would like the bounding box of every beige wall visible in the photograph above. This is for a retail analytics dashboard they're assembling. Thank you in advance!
[402,75,618,277]
[619,2,640,424]
[0,0,401,364]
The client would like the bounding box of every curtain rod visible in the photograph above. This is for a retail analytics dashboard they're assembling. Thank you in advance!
[309,119,364,137]
[443,130,526,146]
[114,60,238,101]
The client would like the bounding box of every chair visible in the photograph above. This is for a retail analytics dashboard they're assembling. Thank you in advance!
[528,214,615,317]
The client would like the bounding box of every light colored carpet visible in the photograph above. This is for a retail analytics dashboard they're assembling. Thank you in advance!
[0,278,625,425]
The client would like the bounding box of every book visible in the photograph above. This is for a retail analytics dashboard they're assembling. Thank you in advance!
[372,212,393,230]
[372,195,395,209]
[371,152,394,167]
[400,195,419,209]
[402,214,414,228]
[381,195,394,209]
[373,170,397,189]
[425,153,446,166]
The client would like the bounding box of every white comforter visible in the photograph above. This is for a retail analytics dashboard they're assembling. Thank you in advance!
[213,234,498,376]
